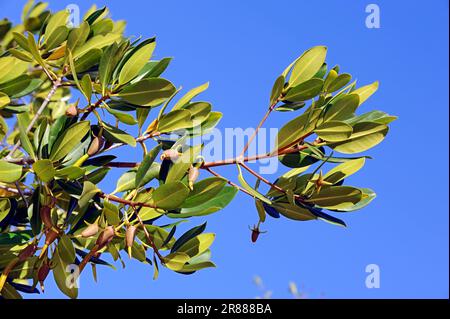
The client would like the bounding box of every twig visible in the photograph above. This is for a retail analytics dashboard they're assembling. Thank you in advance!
[204,167,253,197]
[99,192,158,209]
[135,213,164,262]
[239,100,279,158]
[6,79,61,158]
[80,95,109,121]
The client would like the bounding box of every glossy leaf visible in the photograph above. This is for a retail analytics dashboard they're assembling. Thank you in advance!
[32,159,55,183]
[152,181,190,210]
[289,46,327,87]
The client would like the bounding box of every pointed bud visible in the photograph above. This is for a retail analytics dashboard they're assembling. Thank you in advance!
[126,225,137,258]
[37,262,51,292]
[81,223,99,238]
[96,226,115,248]
[65,104,79,117]
[87,136,105,156]
[160,149,179,161]
[188,166,199,190]
[40,206,53,229]
[18,242,37,262]
[251,228,260,243]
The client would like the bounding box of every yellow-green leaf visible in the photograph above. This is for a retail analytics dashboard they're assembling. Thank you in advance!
[0,161,22,183]
[32,159,55,183]
[289,46,327,87]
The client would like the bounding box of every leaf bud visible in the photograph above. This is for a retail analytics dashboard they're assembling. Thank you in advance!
[65,104,79,117]
[188,166,200,190]
[125,225,137,258]
[96,226,115,248]
[40,205,53,229]
[81,223,99,238]
[160,149,179,161]
[87,136,105,156]
[37,261,51,292]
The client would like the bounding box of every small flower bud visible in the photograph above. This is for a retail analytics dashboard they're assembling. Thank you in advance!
[125,225,137,258]
[87,136,104,156]
[37,262,51,292]
[249,225,266,243]
[251,228,260,243]
[160,149,179,161]
[65,104,79,117]
[188,166,199,190]
[96,226,115,248]
[81,223,99,238]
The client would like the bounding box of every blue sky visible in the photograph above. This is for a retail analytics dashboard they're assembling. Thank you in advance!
[1,0,448,298]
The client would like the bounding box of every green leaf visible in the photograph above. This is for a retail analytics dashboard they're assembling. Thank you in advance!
[114,170,136,193]
[157,109,193,133]
[0,92,10,109]
[152,181,190,210]
[117,78,176,107]
[270,202,316,221]
[182,177,227,208]
[45,10,69,41]
[45,25,69,51]
[166,144,202,182]
[323,158,366,184]
[32,159,55,183]
[80,74,92,104]
[26,32,46,67]
[102,122,136,147]
[135,144,162,187]
[345,110,397,125]
[289,46,327,87]
[66,21,90,52]
[103,200,121,225]
[0,161,22,183]
[77,181,100,210]
[314,121,353,142]
[55,166,86,180]
[99,42,123,94]
[236,164,271,205]
[171,222,207,253]
[0,199,12,224]
[163,252,190,271]
[53,251,78,299]
[49,121,90,161]
[132,57,172,81]
[177,233,215,258]
[270,75,285,105]
[331,188,376,212]
[325,73,352,93]
[119,42,156,85]
[17,114,35,159]
[73,33,122,59]
[105,105,137,125]
[172,82,209,110]
[172,186,238,218]
[352,81,379,105]
[177,261,216,273]
[73,48,102,73]
[275,107,322,150]
[323,94,359,122]
[184,102,211,125]
[57,234,76,264]
[283,78,323,102]
[0,57,28,84]
[329,122,389,154]
[305,186,362,209]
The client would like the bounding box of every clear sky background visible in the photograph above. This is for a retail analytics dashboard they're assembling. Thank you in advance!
[1,0,448,298]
